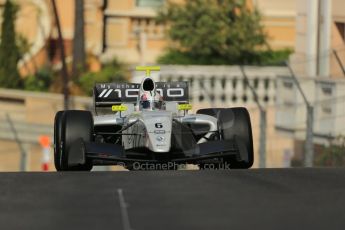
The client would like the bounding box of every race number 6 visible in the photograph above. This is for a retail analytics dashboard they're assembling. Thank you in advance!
[155,123,163,128]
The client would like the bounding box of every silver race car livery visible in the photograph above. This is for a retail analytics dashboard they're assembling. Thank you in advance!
[54,66,254,171]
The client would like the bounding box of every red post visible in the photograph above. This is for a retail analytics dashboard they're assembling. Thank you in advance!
[39,136,51,171]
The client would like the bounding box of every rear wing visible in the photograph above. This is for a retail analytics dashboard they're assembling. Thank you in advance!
[93,82,189,113]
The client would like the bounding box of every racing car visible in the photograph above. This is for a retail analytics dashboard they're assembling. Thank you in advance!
[54,66,254,171]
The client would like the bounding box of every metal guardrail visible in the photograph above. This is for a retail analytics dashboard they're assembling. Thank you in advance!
[0,89,91,144]
[0,116,52,144]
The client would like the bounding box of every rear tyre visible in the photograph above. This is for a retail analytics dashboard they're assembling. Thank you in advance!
[197,107,254,169]
[54,110,93,171]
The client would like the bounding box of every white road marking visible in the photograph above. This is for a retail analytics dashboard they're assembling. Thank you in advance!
[117,188,133,230]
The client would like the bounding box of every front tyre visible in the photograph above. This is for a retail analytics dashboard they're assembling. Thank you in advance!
[54,110,93,171]
[54,111,64,171]
[197,107,254,169]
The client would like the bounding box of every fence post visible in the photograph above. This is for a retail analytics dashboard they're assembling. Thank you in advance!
[259,109,267,168]
[5,113,27,171]
[51,0,69,110]
[305,105,314,167]
[286,62,314,167]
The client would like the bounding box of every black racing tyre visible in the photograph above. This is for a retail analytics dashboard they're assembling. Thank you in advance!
[54,111,64,171]
[197,107,254,169]
[54,110,93,171]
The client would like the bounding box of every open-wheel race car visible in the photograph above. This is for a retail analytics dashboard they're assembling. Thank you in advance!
[54,66,254,171]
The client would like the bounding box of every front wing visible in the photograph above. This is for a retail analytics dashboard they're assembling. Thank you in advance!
[67,137,248,167]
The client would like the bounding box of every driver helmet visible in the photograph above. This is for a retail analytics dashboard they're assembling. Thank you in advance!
[140,91,165,110]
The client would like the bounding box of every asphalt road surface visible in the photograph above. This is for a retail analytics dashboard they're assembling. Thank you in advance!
[0,168,345,230]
